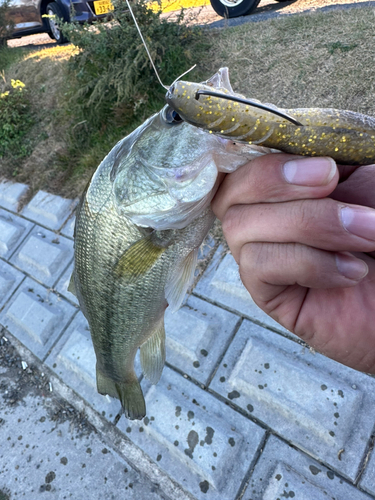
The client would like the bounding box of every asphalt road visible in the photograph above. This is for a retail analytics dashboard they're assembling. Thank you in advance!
[7,0,375,50]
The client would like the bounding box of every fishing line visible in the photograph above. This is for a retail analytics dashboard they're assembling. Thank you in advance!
[125,0,168,89]
[124,0,302,126]
[124,0,196,89]
[195,90,303,126]
[170,64,197,87]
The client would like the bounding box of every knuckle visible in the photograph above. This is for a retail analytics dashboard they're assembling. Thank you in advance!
[244,154,290,198]
[294,198,340,237]
[292,200,312,234]
[239,242,269,276]
[221,205,243,240]
[240,240,263,261]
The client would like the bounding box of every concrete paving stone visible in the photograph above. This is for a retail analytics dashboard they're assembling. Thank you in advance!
[46,312,124,420]
[117,366,266,500]
[164,295,240,385]
[10,225,74,287]
[0,260,25,312]
[0,277,76,359]
[244,434,373,500]
[0,208,34,259]
[0,180,29,212]
[0,394,165,500]
[21,190,77,230]
[60,213,76,239]
[194,246,292,337]
[210,319,375,481]
[359,445,375,496]
[54,261,79,305]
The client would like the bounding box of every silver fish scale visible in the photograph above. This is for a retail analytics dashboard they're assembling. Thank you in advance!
[75,186,162,379]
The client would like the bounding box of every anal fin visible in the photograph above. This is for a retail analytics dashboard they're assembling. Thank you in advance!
[96,367,146,420]
[140,319,166,385]
[165,247,199,313]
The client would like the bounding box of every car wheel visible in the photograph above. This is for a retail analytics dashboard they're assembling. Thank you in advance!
[209,0,260,18]
[46,2,68,44]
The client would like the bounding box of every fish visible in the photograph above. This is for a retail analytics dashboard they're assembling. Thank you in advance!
[70,97,269,420]
[165,67,375,166]
[71,66,374,420]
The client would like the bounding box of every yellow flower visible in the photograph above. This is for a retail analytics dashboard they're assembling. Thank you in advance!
[0,91,10,98]
[11,79,25,89]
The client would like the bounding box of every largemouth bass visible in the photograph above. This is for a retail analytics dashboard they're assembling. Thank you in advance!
[70,90,267,420]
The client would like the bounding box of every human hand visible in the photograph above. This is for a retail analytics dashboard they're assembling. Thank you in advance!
[211,154,375,373]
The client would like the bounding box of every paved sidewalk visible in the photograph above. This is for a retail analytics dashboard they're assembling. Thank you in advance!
[0,179,375,500]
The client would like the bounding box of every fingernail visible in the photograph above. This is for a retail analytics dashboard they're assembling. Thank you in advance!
[283,157,336,186]
[340,207,375,241]
[336,252,368,280]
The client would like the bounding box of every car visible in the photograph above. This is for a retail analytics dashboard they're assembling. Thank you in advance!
[209,0,289,19]
[1,0,113,44]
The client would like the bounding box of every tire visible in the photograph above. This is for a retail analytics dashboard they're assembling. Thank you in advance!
[209,0,260,18]
[46,2,68,44]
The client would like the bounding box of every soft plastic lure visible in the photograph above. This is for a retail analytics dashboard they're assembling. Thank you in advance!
[165,68,375,166]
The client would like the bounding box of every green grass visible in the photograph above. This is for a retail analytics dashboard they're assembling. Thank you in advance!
[201,8,375,116]
[0,45,26,71]
[57,0,209,187]
[2,4,375,198]
[0,78,34,159]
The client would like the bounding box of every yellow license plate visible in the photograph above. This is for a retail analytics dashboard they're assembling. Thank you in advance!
[93,0,114,15]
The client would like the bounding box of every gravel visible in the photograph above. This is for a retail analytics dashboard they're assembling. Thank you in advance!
[7,33,56,49]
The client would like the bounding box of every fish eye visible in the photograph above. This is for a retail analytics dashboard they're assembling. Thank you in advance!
[163,106,183,125]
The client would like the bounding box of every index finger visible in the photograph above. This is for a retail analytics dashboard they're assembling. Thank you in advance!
[212,153,338,221]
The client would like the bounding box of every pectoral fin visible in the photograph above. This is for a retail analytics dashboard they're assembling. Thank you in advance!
[115,233,168,283]
[165,247,199,313]
[96,367,146,420]
[140,318,166,385]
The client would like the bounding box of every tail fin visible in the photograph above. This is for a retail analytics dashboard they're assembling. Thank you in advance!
[96,367,146,420]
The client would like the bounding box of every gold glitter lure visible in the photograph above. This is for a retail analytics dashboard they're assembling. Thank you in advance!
[124,0,375,166]
[166,67,375,166]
